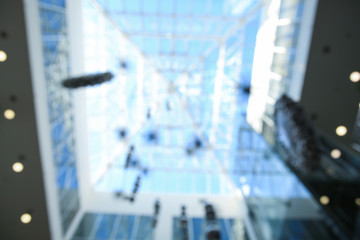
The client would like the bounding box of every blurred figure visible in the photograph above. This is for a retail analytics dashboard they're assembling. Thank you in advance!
[201,200,221,240]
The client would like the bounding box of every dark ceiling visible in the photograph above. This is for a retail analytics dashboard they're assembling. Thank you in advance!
[0,1,50,239]
[300,0,360,149]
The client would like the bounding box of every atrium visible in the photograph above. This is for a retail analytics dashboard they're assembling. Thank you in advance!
[1,0,360,239]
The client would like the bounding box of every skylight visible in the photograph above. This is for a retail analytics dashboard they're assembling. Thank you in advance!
[77,0,313,202]
[81,0,264,196]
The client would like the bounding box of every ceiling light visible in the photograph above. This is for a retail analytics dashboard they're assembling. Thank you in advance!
[330,149,341,159]
[4,109,15,120]
[12,162,24,173]
[336,126,347,136]
[0,50,7,62]
[320,195,330,205]
[20,213,32,224]
[350,71,360,82]
[355,198,360,206]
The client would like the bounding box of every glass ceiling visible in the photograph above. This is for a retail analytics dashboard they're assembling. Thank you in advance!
[81,0,309,197]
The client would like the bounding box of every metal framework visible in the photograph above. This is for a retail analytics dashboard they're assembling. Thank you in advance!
[39,0,80,234]
[81,0,298,197]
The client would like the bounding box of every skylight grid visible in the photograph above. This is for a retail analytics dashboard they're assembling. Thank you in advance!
[82,0,273,195]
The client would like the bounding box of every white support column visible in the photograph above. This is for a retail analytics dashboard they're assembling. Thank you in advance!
[66,0,87,203]
[137,55,145,125]
[65,1,88,239]
[210,46,226,144]
[287,0,319,101]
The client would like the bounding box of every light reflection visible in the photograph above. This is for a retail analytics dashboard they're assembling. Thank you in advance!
[242,184,251,196]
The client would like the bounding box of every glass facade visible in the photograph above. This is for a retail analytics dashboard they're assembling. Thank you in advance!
[173,217,249,240]
[38,0,80,234]
[267,0,305,117]
[72,213,154,240]
[72,213,249,240]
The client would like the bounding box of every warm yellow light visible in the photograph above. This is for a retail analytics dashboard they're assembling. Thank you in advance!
[330,149,341,159]
[336,126,347,136]
[355,198,360,206]
[4,109,15,120]
[20,213,32,224]
[12,162,24,173]
[320,195,330,205]
[350,71,360,82]
[0,50,7,62]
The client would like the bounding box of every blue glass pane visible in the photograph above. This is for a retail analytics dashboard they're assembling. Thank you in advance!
[73,213,97,238]
[192,218,203,239]
[40,0,65,7]
[95,215,116,238]
[115,215,135,238]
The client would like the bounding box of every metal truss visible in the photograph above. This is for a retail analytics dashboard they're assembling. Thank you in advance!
[109,11,244,21]
[120,32,222,40]
[84,0,274,195]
